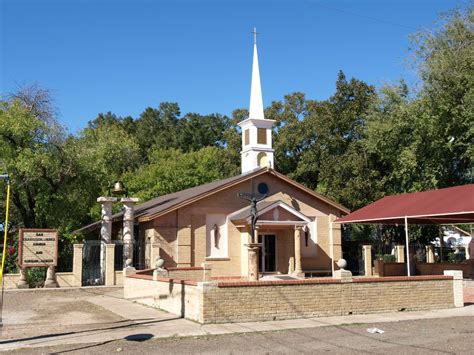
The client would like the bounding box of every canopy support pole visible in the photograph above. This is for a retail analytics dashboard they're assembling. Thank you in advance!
[404,216,411,276]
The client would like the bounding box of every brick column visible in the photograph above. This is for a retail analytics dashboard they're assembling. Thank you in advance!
[247,243,260,281]
[426,245,435,263]
[73,244,83,287]
[395,245,405,263]
[362,245,373,276]
[105,243,115,286]
[294,226,303,277]
[121,197,139,265]
[444,270,464,307]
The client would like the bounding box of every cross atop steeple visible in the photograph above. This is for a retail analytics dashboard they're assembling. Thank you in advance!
[252,27,258,45]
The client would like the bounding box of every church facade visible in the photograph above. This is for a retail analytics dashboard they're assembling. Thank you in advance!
[138,167,348,277]
[80,33,349,278]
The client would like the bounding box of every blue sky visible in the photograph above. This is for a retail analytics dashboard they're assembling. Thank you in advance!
[0,0,465,133]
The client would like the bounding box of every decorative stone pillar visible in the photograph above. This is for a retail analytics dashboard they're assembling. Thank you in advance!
[17,267,28,288]
[97,196,117,282]
[426,245,435,263]
[247,243,260,281]
[293,226,303,277]
[121,197,139,265]
[362,245,373,276]
[44,265,59,288]
[395,245,405,263]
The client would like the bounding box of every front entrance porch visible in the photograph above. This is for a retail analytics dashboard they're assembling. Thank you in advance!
[258,234,277,273]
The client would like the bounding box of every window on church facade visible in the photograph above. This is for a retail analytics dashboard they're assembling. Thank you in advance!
[257,128,267,144]
[244,129,250,145]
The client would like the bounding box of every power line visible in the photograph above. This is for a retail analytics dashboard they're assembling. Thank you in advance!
[308,0,420,31]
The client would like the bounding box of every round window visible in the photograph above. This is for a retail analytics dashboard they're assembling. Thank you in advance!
[257,182,269,195]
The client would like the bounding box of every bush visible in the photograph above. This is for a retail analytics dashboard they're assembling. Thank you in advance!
[26,268,47,288]
[382,254,396,263]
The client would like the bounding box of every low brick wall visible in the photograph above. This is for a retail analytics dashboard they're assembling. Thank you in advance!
[2,272,79,288]
[202,276,455,323]
[416,262,473,278]
[124,273,458,324]
[124,274,201,321]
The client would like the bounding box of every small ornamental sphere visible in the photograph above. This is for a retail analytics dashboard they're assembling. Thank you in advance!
[337,258,347,270]
[125,259,133,267]
[155,257,165,269]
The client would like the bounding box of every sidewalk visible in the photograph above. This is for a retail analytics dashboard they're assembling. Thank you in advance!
[1,287,473,351]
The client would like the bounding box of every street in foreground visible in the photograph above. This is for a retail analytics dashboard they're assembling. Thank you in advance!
[6,316,474,354]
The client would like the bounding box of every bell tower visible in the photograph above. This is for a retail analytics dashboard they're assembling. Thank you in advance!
[238,28,275,174]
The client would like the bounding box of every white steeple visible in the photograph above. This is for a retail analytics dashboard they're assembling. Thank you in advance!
[249,28,264,120]
[238,27,275,174]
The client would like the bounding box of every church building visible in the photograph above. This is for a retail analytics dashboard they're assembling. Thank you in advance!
[80,32,349,279]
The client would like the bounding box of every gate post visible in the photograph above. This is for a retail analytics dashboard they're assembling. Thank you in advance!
[105,244,115,286]
[395,245,405,263]
[73,244,83,287]
[426,245,435,263]
[362,245,372,276]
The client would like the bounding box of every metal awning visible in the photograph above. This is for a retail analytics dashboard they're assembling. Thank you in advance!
[335,184,474,276]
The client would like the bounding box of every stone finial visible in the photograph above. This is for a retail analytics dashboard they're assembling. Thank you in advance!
[123,258,136,277]
[334,258,352,281]
[153,257,167,280]
[336,258,347,270]
[155,257,165,270]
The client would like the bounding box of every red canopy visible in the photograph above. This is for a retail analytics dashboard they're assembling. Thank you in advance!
[336,184,474,225]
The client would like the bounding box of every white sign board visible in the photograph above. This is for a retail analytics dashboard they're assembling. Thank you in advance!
[18,229,58,268]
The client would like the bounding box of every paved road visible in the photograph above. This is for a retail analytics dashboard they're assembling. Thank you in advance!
[6,316,474,354]
[1,286,473,354]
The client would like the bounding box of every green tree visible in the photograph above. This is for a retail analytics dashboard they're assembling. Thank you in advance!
[124,147,239,202]
[410,7,473,186]
[177,113,229,151]
[134,102,181,157]
[0,87,78,228]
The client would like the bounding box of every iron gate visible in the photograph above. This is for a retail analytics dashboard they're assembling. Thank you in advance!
[112,240,145,270]
[82,240,103,286]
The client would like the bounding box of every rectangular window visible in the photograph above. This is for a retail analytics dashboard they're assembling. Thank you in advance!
[244,129,250,145]
[257,128,267,144]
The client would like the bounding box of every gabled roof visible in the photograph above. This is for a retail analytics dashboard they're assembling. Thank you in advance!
[336,184,474,225]
[74,167,348,234]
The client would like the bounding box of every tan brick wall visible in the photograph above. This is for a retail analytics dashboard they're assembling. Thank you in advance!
[201,278,455,323]
[168,268,204,281]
